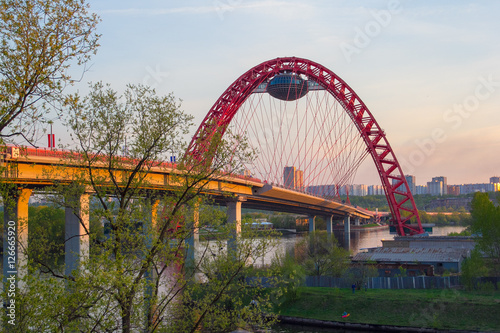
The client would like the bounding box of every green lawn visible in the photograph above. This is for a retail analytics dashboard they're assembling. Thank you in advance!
[276,287,500,331]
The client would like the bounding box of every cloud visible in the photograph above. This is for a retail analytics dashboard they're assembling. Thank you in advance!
[96,1,297,17]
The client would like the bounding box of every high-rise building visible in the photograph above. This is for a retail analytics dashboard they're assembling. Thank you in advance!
[428,180,443,196]
[307,184,337,197]
[391,175,416,194]
[295,169,304,191]
[416,185,427,195]
[490,176,500,184]
[350,184,368,196]
[447,185,460,196]
[429,176,448,196]
[283,166,304,190]
[368,185,384,195]
[283,166,295,189]
[405,175,416,194]
[459,183,499,194]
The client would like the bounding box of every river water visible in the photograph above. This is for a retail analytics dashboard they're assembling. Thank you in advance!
[244,225,466,268]
[333,225,466,254]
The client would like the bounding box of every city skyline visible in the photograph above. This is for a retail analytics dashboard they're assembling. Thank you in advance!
[332,173,500,196]
[24,1,500,186]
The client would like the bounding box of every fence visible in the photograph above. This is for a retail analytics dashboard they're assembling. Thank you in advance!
[305,276,500,290]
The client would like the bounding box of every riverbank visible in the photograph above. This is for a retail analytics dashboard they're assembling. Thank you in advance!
[275,287,500,332]
[330,224,389,231]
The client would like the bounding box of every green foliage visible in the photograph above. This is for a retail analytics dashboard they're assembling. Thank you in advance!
[27,205,65,268]
[461,249,489,291]
[477,281,496,294]
[415,210,471,226]
[396,266,407,277]
[342,195,389,211]
[270,252,305,303]
[295,231,350,277]
[470,192,500,258]
[269,213,297,229]
[344,261,379,286]
[448,229,472,236]
[0,0,100,144]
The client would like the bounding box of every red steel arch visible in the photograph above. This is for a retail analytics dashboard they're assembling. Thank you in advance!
[187,57,423,236]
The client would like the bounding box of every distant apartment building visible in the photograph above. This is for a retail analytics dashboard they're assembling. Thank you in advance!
[336,184,367,196]
[447,185,460,196]
[307,184,368,197]
[428,181,443,196]
[283,166,304,191]
[433,176,448,195]
[406,175,416,194]
[415,185,427,195]
[422,176,500,195]
[459,183,500,195]
[368,184,385,195]
[350,184,368,196]
[296,169,304,191]
[307,175,500,198]
[283,166,294,188]
[427,176,448,196]
[390,175,416,194]
[307,184,337,197]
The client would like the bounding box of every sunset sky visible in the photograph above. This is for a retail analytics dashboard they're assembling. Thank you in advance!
[47,1,500,186]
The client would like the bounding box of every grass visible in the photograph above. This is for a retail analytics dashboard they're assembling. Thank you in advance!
[275,287,500,331]
[360,223,381,228]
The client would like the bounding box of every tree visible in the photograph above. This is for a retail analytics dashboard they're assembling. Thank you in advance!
[461,249,488,291]
[346,260,379,288]
[296,231,350,277]
[270,251,305,303]
[14,83,280,332]
[0,0,100,145]
[470,192,500,258]
[27,205,65,268]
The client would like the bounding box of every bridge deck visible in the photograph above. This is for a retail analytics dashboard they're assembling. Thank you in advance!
[1,146,372,219]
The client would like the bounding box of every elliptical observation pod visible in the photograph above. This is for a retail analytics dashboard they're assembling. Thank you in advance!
[266,73,308,101]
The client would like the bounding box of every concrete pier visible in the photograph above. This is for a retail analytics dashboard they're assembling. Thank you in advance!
[65,193,90,277]
[3,187,32,290]
[308,215,316,233]
[326,215,333,235]
[227,196,246,255]
[344,214,351,250]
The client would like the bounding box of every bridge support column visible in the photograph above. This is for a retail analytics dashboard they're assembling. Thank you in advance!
[344,214,351,251]
[3,187,32,292]
[354,217,360,226]
[326,215,333,235]
[308,215,316,233]
[186,200,200,266]
[65,193,90,277]
[227,196,246,255]
[145,198,159,331]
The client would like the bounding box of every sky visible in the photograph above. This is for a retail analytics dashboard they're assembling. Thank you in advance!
[45,0,500,187]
